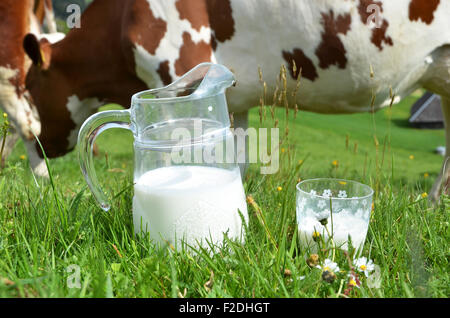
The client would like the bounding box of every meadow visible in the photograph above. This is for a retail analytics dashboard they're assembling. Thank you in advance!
[0,91,448,298]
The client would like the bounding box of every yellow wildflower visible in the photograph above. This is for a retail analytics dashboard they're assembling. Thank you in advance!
[349,278,358,287]
[312,231,321,242]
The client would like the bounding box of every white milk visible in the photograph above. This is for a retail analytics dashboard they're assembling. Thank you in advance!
[298,210,369,252]
[133,166,248,249]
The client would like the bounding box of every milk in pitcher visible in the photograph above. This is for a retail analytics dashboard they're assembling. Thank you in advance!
[133,165,248,248]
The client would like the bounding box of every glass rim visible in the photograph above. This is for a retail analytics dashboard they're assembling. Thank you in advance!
[132,88,228,104]
[296,178,374,200]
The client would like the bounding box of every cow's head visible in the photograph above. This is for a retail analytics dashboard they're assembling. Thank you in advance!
[23,33,80,158]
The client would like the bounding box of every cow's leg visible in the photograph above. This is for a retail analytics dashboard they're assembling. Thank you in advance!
[233,111,249,177]
[43,0,57,33]
[430,97,450,200]
[420,45,450,200]
[24,140,48,178]
[0,126,19,166]
[0,129,49,178]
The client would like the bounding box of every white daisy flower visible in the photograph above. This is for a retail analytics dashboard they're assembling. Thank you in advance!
[338,190,347,198]
[354,257,375,277]
[322,189,332,198]
[310,190,317,196]
[316,259,340,273]
[317,200,327,209]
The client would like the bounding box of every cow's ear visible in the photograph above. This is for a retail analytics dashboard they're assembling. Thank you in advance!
[23,33,52,70]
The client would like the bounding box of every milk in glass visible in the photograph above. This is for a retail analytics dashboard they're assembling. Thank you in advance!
[296,178,373,253]
[298,211,369,251]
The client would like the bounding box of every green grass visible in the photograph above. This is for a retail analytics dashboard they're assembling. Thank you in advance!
[0,95,448,298]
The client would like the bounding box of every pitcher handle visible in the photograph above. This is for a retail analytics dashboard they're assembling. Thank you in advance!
[78,109,132,211]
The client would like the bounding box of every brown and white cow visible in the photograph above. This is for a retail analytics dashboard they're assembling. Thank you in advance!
[22,0,450,199]
[0,0,61,174]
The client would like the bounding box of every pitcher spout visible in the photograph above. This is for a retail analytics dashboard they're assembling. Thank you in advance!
[133,63,235,101]
[189,63,236,97]
[130,63,236,138]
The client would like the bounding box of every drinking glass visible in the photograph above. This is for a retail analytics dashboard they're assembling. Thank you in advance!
[296,178,374,252]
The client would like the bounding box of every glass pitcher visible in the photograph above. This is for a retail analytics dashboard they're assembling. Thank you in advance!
[78,63,249,249]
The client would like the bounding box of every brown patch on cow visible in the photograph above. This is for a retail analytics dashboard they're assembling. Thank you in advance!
[175,32,212,76]
[282,49,318,81]
[370,20,393,50]
[206,0,235,48]
[0,0,34,96]
[157,60,172,85]
[127,0,167,55]
[409,0,440,25]
[357,0,393,51]
[315,11,352,70]
[358,0,382,22]
[176,0,209,32]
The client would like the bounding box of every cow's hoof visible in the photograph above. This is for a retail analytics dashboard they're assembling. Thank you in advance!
[429,191,440,204]
[428,186,447,205]
[32,160,49,178]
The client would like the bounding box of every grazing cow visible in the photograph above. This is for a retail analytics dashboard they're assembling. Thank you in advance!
[22,0,450,199]
[0,0,61,173]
